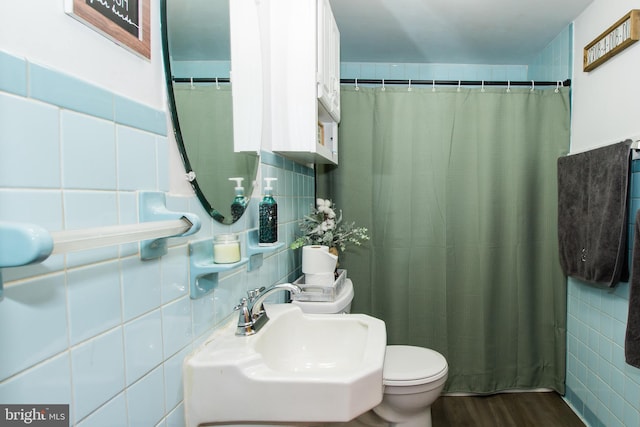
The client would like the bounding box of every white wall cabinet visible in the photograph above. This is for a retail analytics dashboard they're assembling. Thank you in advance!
[269,0,341,165]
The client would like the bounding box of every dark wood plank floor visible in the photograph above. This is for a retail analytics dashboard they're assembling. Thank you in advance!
[432,392,585,427]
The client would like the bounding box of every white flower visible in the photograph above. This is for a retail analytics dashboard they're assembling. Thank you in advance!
[317,199,336,219]
[317,199,331,212]
[322,219,335,231]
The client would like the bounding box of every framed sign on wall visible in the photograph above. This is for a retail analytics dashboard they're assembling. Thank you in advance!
[65,0,151,59]
[583,9,640,72]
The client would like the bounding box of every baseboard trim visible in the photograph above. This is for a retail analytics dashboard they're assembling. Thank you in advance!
[443,388,554,397]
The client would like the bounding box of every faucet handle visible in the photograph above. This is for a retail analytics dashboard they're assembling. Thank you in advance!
[233,297,248,311]
[247,287,266,301]
[234,297,254,336]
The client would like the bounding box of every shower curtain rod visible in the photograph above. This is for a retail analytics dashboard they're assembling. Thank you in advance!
[172,77,231,83]
[172,77,570,88]
[341,78,571,87]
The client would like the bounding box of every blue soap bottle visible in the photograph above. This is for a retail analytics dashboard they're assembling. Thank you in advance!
[259,177,277,245]
[229,177,247,222]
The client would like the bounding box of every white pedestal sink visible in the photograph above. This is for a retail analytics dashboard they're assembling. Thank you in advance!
[183,303,387,426]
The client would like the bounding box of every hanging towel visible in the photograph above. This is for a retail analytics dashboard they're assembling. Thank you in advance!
[557,140,632,287]
[626,210,640,368]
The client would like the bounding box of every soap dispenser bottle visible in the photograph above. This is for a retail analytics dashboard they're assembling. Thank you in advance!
[229,177,247,222]
[259,177,277,245]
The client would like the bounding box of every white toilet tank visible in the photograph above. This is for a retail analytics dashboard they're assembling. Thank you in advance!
[291,279,354,314]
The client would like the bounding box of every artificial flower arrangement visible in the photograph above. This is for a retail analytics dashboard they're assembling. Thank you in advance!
[290,199,369,253]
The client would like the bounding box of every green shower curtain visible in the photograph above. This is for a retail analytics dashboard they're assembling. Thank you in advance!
[173,84,236,204]
[318,85,570,393]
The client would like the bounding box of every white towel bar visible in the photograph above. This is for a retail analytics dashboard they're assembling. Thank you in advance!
[0,192,202,299]
[50,218,193,254]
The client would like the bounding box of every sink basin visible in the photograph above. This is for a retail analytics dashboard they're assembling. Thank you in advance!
[183,303,386,426]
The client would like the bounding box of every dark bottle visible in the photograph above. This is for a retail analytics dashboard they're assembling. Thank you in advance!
[259,177,277,245]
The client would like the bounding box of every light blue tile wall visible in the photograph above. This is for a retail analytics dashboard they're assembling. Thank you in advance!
[340,62,528,82]
[0,50,313,426]
[527,24,574,82]
[0,93,61,188]
[341,24,574,86]
[565,161,640,427]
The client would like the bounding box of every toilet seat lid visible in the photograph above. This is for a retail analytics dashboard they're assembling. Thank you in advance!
[383,345,448,386]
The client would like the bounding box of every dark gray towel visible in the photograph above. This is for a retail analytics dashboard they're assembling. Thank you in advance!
[557,140,632,287]
[626,210,640,368]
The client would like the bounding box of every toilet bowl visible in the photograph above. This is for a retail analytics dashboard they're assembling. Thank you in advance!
[293,277,448,427]
[371,345,448,427]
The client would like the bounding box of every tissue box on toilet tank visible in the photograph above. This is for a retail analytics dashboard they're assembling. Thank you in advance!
[292,269,347,302]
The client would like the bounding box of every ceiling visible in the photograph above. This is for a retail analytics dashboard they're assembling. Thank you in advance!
[330,0,594,64]
[167,0,230,61]
[167,0,594,65]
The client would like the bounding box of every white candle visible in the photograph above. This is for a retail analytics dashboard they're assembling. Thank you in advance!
[213,234,241,264]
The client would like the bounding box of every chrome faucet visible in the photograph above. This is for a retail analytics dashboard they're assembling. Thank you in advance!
[234,283,302,336]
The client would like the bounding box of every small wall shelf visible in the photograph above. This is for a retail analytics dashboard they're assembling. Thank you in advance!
[246,228,284,271]
[189,239,248,299]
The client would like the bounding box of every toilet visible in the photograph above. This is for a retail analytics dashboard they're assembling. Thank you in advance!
[292,278,448,427]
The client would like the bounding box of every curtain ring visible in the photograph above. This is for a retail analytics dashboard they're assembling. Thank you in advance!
[381,79,386,91]
[506,80,511,93]
[481,80,485,93]
[432,79,436,92]
[215,77,220,90]
[530,80,535,92]
[408,79,412,92]
[355,78,359,91]
[555,81,561,93]
[190,77,194,90]
[457,80,461,92]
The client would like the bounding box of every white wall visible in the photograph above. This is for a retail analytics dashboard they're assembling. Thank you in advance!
[0,0,166,109]
[572,0,640,151]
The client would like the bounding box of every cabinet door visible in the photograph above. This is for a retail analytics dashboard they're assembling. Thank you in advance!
[317,0,340,122]
[270,0,338,164]
[328,10,340,122]
[230,0,263,153]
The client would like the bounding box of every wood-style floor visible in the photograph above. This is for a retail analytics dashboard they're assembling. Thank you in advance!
[431,392,585,427]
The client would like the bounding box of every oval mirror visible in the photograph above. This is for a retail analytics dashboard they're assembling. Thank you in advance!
[161,0,259,225]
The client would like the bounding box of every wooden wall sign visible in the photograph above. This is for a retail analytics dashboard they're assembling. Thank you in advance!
[584,9,640,72]
[65,0,151,59]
